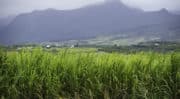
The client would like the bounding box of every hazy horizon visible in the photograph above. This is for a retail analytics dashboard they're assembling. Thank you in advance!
[0,0,180,18]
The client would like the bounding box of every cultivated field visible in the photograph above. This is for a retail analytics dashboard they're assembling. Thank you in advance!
[0,48,180,99]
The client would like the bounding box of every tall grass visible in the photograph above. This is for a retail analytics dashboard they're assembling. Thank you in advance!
[0,48,180,99]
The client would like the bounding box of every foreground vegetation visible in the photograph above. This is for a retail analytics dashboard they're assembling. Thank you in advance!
[0,48,180,99]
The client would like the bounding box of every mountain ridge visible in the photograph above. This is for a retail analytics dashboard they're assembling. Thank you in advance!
[0,1,180,45]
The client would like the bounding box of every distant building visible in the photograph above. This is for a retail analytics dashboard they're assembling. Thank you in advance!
[16,47,22,51]
[154,43,160,46]
[70,45,75,48]
[46,45,51,48]
[70,43,79,48]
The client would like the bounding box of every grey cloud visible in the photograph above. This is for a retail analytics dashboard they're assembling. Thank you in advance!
[121,0,180,11]
[0,0,180,17]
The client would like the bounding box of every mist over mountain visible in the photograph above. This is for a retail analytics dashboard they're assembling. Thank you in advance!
[0,16,15,31]
[0,0,180,45]
[173,10,180,15]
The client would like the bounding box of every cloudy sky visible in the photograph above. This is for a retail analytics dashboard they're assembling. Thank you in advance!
[0,0,180,17]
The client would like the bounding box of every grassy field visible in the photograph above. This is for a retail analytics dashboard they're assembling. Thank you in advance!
[0,48,180,99]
